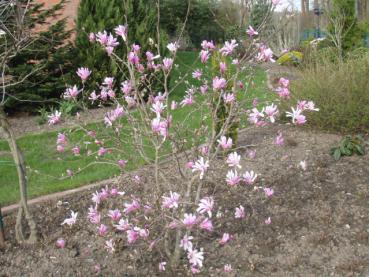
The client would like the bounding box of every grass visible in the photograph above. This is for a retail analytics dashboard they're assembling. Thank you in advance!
[0,51,271,205]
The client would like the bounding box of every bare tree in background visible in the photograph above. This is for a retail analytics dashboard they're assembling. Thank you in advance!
[0,0,39,244]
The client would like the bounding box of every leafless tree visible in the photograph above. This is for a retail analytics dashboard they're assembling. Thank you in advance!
[0,0,39,244]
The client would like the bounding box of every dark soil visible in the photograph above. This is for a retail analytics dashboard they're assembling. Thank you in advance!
[1,125,369,276]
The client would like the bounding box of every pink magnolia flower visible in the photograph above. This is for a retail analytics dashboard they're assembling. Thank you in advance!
[220,40,238,56]
[186,161,194,169]
[200,50,210,63]
[187,248,204,268]
[162,191,180,209]
[199,218,213,232]
[235,205,245,219]
[126,229,139,244]
[200,85,208,94]
[167,42,179,53]
[48,110,61,125]
[248,107,264,124]
[114,25,127,41]
[97,224,108,236]
[131,43,141,53]
[242,170,257,185]
[219,233,232,245]
[180,94,194,107]
[226,170,241,186]
[226,152,241,168]
[162,58,173,71]
[232,59,239,65]
[223,93,235,104]
[76,67,91,81]
[264,187,274,197]
[56,145,64,153]
[219,62,227,74]
[66,169,73,177]
[100,186,109,200]
[56,238,66,249]
[159,261,167,272]
[265,103,278,123]
[92,191,101,205]
[106,33,119,48]
[72,146,80,155]
[151,101,166,117]
[217,136,233,150]
[89,213,101,225]
[201,40,215,51]
[182,213,197,228]
[114,218,130,231]
[57,133,67,145]
[108,209,122,222]
[124,200,140,214]
[63,85,79,99]
[105,239,115,253]
[197,197,214,217]
[257,45,275,62]
[61,211,78,226]
[125,96,136,108]
[138,227,149,238]
[191,267,201,274]
[146,51,154,62]
[286,107,306,125]
[180,234,193,251]
[265,217,272,225]
[213,76,227,90]
[96,31,108,45]
[275,132,284,146]
[88,32,95,42]
[98,147,107,156]
[247,25,258,37]
[89,91,99,103]
[192,69,202,80]
[192,157,209,180]
[275,86,290,98]
[128,51,140,64]
[279,77,290,88]
[224,264,233,272]
[298,100,319,111]
[103,77,114,88]
[171,100,178,110]
[118,159,127,168]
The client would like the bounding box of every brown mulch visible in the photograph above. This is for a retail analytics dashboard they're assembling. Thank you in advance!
[1,125,369,276]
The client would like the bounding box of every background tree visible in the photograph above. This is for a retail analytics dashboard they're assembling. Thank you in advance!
[0,0,69,244]
[74,0,168,96]
[4,0,72,114]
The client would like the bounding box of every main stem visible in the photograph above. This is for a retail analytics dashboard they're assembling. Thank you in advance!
[0,204,4,248]
[0,106,37,244]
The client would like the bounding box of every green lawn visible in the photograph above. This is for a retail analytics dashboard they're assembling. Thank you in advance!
[0,52,271,205]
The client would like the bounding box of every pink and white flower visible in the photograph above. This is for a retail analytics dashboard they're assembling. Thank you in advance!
[197,197,214,217]
[182,213,197,228]
[105,239,115,253]
[235,205,245,219]
[226,152,241,168]
[275,132,284,146]
[97,224,108,236]
[199,218,213,232]
[180,234,193,251]
[48,110,61,125]
[219,233,232,245]
[242,170,257,185]
[192,157,209,179]
[124,200,140,214]
[223,93,235,104]
[187,248,204,268]
[192,69,202,80]
[114,218,130,231]
[162,58,173,71]
[217,136,233,150]
[159,261,167,272]
[286,107,306,125]
[61,210,78,226]
[167,42,179,53]
[265,103,278,123]
[247,25,258,37]
[56,238,66,249]
[226,170,241,186]
[108,209,122,222]
[263,187,274,197]
[212,76,227,90]
[200,50,210,63]
[76,67,91,81]
[224,264,233,272]
[162,191,180,209]
[220,40,238,56]
[114,25,127,41]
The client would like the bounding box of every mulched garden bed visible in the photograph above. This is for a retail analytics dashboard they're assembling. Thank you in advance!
[1,125,369,276]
